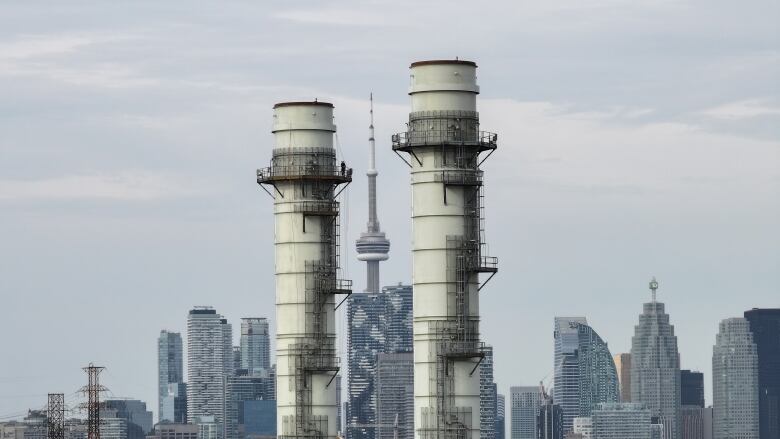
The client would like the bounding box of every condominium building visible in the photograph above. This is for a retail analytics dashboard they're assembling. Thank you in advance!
[480,345,497,439]
[158,331,184,423]
[194,416,219,439]
[496,394,505,439]
[161,383,187,425]
[554,317,619,433]
[187,307,233,437]
[232,347,241,374]
[346,284,412,439]
[240,318,270,375]
[712,317,759,439]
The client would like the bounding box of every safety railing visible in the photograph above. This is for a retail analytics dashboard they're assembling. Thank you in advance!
[474,256,498,273]
[441,340,484,359]
[256,165,352,183]
[293,201,339,216]
[315,278,352,295]
[392,130,497,150]
[438,170,484,186]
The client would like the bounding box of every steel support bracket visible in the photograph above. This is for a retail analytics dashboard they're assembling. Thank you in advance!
[394,150,412,168]
[334,181,351,199]
[326,367,340,388]
[478,148,496,167]
[257,183,276,200]
[410,150,423,166]
[335,290,352,310]
[469,355,485,376]
[478,271,497,292]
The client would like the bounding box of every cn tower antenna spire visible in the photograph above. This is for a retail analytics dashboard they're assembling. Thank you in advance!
[356,92,390,293]
[369,92,376,174]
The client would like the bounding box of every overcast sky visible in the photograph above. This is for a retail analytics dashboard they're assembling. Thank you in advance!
[1,0,778,424]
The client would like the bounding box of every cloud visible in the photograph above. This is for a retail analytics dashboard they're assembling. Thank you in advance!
[475,98,779,202]
[700,99,780,120]
[273,8,395,27]
[0,172,203,201]
[0,35,96,60]
[0,33,157,89]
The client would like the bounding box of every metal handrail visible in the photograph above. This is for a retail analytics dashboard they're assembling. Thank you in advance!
[479,256,498,270]
[316,278,352,293]
[392,130,497,149]
[293,201,339,215]
[439,170,484,186]
[442,340,483,357]
[256,165,353,181]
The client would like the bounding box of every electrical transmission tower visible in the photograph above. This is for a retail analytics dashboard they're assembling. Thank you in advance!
[47,393,65,439]
[80,364,106,439]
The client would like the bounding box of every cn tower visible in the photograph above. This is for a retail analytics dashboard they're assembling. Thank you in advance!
[355,94,390,293]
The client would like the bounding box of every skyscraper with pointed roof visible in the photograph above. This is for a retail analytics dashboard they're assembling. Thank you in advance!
[630,278,681,439]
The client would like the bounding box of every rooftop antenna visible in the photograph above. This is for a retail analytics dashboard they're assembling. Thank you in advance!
[649,277,659,303]
[355,92,390,293]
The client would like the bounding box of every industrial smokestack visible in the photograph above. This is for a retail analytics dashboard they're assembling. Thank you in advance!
[391,60,498,439]
[257,101,353,439]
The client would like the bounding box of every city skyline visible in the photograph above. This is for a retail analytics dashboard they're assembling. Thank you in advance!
[1,0,778,431]
[1,297,776,439]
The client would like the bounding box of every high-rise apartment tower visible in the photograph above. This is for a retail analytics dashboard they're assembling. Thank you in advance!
[240,318,270,375]
[186,308,232,436]
[480,346,496,439]
[553,318,619,433]
[158,331,184,423]
[346,284,413,439]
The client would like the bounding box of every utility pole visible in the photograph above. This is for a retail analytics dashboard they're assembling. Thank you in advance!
[47,394,65,439]
[80,364,106,439]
